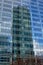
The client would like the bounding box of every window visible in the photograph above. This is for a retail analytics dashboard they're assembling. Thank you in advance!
[25,44,30,47]
[0,57,9,62]
[34,33,42,37]
[1,23,11,27]
[30,44,33,48]
[2,17,11,21]
[32,14,39,17]
[3,4,12,8]
[13,19,21,24]
[13,30,22,34]
[23,0,29,4]
[31,0,37,2]
[24,37,32,41]
[1,28,11,33]
[18,50,20,54]
[14,43,20,47]
[16,37,22,40]
[13,1,20,6]
[13,25,21,29]
[33,23,41,27]
[14,50,18,54]
[25,44,33,48]
[2,12,11,17]
[31,2,37,5]
[3,8,12,12]
[23,3,29,7]
[31,10,38,13]
[31,51,34,55]
[35,38,43,44]
[31,6,38,9]
[0,42,10,46]
[24,32,32,36]
[39,1,43,4]
[4,0,12,4]
[33,28,41,31]
[32,18,39,21]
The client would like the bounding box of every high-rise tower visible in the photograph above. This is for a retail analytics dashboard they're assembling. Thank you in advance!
[0,0,43,65]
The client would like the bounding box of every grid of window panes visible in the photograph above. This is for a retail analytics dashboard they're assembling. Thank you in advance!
[0,36,12,65]
[13,0,34,61]
[0,0,12,65]
[30,0,43,56]
[0,0,43,64]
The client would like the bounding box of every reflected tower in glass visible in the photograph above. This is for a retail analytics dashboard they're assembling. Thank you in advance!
[12,5,34,61]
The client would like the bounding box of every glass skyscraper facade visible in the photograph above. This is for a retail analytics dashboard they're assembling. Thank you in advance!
[0,0,43,65]
[0,0,12,65]
[30,0,43,56]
